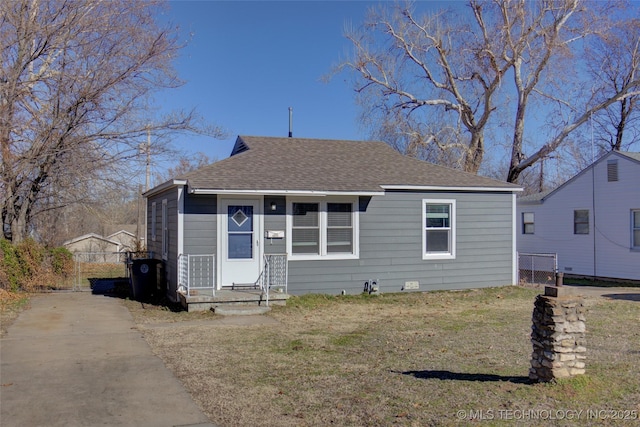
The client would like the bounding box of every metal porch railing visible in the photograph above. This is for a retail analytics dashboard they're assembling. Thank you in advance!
[178,254,215,297]
[256,254,288,306]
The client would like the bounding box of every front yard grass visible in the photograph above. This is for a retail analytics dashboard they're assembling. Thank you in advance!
[129,286,640,426]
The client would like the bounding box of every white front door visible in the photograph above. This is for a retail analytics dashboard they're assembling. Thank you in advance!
[220,198,262,286]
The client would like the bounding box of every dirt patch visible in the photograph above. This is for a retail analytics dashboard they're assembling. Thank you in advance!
[127,286,640,426]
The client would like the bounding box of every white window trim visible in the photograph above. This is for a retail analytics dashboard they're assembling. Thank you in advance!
[161,199,168,260]
[286,197,359,261]
[522,212,535,235]
[422,199,456,260]
[632,209,640,251]
[151,202,157,242]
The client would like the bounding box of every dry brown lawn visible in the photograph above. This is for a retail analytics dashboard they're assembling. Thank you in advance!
[124,286,640,427]
[0,289,30,337]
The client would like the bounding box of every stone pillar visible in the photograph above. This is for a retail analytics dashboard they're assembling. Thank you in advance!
[529,287,586,382]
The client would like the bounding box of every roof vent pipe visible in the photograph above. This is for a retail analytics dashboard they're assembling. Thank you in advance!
[288,107,293,138]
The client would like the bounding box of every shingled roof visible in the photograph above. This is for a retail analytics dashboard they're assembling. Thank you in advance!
[177,136,520,194]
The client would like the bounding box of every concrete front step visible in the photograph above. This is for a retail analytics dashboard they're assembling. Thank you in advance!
[213,305,272,316]
[178,289,289,312]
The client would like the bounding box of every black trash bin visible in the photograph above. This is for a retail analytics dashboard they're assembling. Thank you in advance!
[129,259,160,301]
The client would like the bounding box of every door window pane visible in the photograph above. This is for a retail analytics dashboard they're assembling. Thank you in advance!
[228,234,253,259]
[228,205,253,259]
[228,206,253,232]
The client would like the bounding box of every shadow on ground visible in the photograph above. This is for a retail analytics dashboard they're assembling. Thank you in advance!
[90,277,184,312]
[601,293,640,302]
[398,370,532,384]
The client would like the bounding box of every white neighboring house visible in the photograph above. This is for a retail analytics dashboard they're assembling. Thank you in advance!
[517,151,640,281]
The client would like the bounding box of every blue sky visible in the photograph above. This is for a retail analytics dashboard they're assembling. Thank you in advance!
[156,0,387,164]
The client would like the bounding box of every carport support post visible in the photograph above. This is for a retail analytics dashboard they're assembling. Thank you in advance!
[529,286,586,382]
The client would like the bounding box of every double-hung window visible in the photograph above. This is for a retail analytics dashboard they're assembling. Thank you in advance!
[291,203,320,255]
[423,199,456,260]
[633,210,640,250]
[288,199,358,259]
[522,212,534,234]
[574,210,589,235]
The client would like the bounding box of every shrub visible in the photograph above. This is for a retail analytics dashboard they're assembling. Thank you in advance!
[16,238,45,279]
[49,247,73,277]
[0,239,21,292]
[0,239,73,292]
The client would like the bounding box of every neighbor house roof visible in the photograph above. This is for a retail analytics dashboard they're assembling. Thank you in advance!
[618,151,640,162]
[172,136,520,195]
[517,150,640,205]
[62,233,120,247]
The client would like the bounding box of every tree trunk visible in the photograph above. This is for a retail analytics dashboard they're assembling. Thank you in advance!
[463,131,484,174]
[508,96,528,183]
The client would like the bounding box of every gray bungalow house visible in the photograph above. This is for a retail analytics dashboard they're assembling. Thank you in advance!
[144,136,521,305]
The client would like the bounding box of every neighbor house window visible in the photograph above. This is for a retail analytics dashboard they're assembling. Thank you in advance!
[522,212,534,234]
[574,210,589,235]
[633,210,640,250]
[423,199,456,260]
[162,199,168,259]
[151,202,157,241]
[288,199,358,259]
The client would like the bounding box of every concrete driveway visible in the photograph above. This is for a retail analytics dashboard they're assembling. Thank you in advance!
[0,292,215,427]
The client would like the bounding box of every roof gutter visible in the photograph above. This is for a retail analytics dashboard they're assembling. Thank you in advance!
[142,179,187,198]
[381,184,523,193]
[188,188,385,197]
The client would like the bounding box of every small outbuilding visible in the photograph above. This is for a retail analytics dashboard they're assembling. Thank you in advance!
[63,233,122,263]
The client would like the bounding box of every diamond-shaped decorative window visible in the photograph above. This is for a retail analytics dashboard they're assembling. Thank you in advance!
[231,209,248,227]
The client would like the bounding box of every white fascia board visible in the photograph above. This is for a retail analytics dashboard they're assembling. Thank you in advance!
[380,184,523,193]
[142,180,187,198]
[189,188,384,196]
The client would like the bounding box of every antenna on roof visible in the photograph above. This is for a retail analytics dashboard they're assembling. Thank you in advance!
[288,107,293,138]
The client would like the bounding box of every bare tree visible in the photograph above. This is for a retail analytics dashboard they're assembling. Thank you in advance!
[341,2,513,173]
[586,16,640,152]
[1,0,223,243]
[153,152,217,185]
[340,1,640,184]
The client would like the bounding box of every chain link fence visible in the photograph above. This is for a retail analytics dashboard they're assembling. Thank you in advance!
[72,251,152,291]
[518,252,557,286]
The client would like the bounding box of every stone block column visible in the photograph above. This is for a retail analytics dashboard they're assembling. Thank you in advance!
[529,288,586,382]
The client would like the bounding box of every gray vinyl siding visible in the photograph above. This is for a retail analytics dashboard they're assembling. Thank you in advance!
[286,191,514,295]
[183,195,217,255]
[176,190,515,296]
[146,187,179,299]
[264,196,287,254]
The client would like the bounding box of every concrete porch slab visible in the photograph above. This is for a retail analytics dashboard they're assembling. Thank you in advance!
[178,289,289,312]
